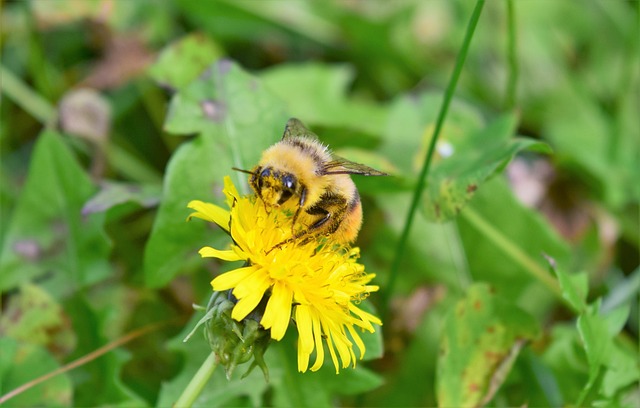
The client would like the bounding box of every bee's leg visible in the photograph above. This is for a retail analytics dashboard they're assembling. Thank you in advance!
[268,194,346,253]
[291,186,307,233]
[266,209,327,254]
[291,206,302,232]
[306,194,347,235]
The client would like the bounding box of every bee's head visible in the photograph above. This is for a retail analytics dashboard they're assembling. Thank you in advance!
[249,166,298,207]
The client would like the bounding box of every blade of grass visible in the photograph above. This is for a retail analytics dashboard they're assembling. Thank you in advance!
[0,64,57,126]
[384,0,486,307]
[505,0,518,109]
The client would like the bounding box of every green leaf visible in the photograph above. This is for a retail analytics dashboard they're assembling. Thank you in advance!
[381,92,485,177]
[577,308,610,375]
[552,266,589,313]
[369,293,454,407]
[437,283,539,408]
[82,181,162,215]
[457,178,571,314]
[600,343,640,399]
[575,300,638,405]
[541,324,590,403]
[422,112,551,221]
[63,294,146,407]
[144,60,289,288]
[0,130,110,293]
[0,283,75,354]
[148,33,225,91]
[260,63,388,137]
[0,337,72,407]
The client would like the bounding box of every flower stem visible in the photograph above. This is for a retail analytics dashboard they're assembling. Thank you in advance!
[384,0,486,308]
[175,352,218,408]
[461,207,563,299]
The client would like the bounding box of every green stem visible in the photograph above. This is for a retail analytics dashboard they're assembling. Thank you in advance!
[174,352,218,408]
[384,0,486,307]
[461,207,562,299]
[505,0,518,109]
[0,64,57,126]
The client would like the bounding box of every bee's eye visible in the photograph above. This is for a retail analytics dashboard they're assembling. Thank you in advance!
[282,174,296,190]
[260,168,271,178]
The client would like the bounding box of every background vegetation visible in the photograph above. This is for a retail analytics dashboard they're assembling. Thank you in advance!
[1,0,638,407]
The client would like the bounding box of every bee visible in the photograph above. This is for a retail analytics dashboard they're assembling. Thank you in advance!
[235,118,387,246]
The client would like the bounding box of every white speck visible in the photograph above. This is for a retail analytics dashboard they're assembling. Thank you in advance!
[437,141,454,158]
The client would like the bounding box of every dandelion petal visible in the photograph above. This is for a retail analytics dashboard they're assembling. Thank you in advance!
[261,282,293,341]
[232,290,265,321]
[211,266,255,291]
[199,246,244,262]
[187,200,230,231]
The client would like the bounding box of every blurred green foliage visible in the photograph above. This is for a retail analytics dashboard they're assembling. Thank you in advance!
[1,1,638,407]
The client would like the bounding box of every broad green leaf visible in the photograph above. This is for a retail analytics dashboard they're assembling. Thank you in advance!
[552,267,589,313]
[457,177,571,316]
[82,181,162,215]
[600,343,640,399]
[0,337,72,407]
[382,93,550,221]
[576,304,612,405]
[576,301,638,405]
[423,113,551,221]
[260,63,388,137]
[144,60,288,288]
[382,92,484,177]
[63,294,146,407]
[369,292,455,407]
[0,130,110,293]
[437,283,539,408]
[0,283,75,354]
[541,324,590,402]
[162,59,288,141]
[373,192,466,291]
[148,33,224,90]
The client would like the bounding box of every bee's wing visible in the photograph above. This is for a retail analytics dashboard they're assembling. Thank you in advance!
[282,118,319,140]
[322,155,388,176]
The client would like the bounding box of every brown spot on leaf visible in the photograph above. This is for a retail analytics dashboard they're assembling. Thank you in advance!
[467,183,477,193]
[473,300,482,310]
[484,351,504,362]
[469,382,479,392]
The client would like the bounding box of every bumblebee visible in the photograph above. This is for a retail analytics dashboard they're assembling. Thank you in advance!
[236,118,386,246]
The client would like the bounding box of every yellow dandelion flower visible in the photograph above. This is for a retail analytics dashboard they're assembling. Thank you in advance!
[187,176,381,373]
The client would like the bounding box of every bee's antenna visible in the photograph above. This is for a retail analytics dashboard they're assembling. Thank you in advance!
[232,167,256,175]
